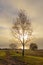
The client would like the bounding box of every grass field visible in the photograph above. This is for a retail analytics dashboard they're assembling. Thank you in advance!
[0,49,43,65]
[13,56,43,65]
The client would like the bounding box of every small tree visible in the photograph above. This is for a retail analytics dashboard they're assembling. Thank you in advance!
[30,43,38,51]
[9,43,17,50]
[11,10,32,56]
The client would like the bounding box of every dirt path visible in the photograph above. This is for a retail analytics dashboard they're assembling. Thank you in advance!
[0,56,28,65]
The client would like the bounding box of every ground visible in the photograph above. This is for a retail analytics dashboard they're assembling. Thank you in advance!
[0,49,43,65]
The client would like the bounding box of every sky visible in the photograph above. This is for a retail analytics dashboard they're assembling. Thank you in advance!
[0,0,43,49]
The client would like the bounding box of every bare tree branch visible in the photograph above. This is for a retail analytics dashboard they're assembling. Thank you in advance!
[10,28,22,44]
[10,9,32,56]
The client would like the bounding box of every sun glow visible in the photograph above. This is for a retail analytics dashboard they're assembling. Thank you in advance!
[20,46,28,49]
[19,29,28,41]
[20,34,28,42]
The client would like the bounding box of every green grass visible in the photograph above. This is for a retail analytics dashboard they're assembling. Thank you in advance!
[12,55,43,65]
[0,50,43,65]
[0,50,6,56]
[24,56,43,65]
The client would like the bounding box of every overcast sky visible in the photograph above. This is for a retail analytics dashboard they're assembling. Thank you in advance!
[0,0,43,49]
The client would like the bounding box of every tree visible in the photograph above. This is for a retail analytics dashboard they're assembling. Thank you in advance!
[11,10,32,56]
[30,43,38,51]
[9,43,17,50]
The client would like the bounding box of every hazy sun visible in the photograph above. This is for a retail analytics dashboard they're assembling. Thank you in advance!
[20,34,28,41]
[20,46,28,49]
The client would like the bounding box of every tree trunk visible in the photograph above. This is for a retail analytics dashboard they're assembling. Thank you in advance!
[22,29,24,56]
[22,43,24,56]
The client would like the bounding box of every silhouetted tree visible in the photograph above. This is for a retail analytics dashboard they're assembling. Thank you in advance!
[11,10,32,56]
[9,43,17,50]
[30,43,38,51]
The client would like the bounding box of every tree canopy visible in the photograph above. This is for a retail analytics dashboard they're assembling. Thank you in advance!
[30,43,38,51]
[11,9,32,56]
